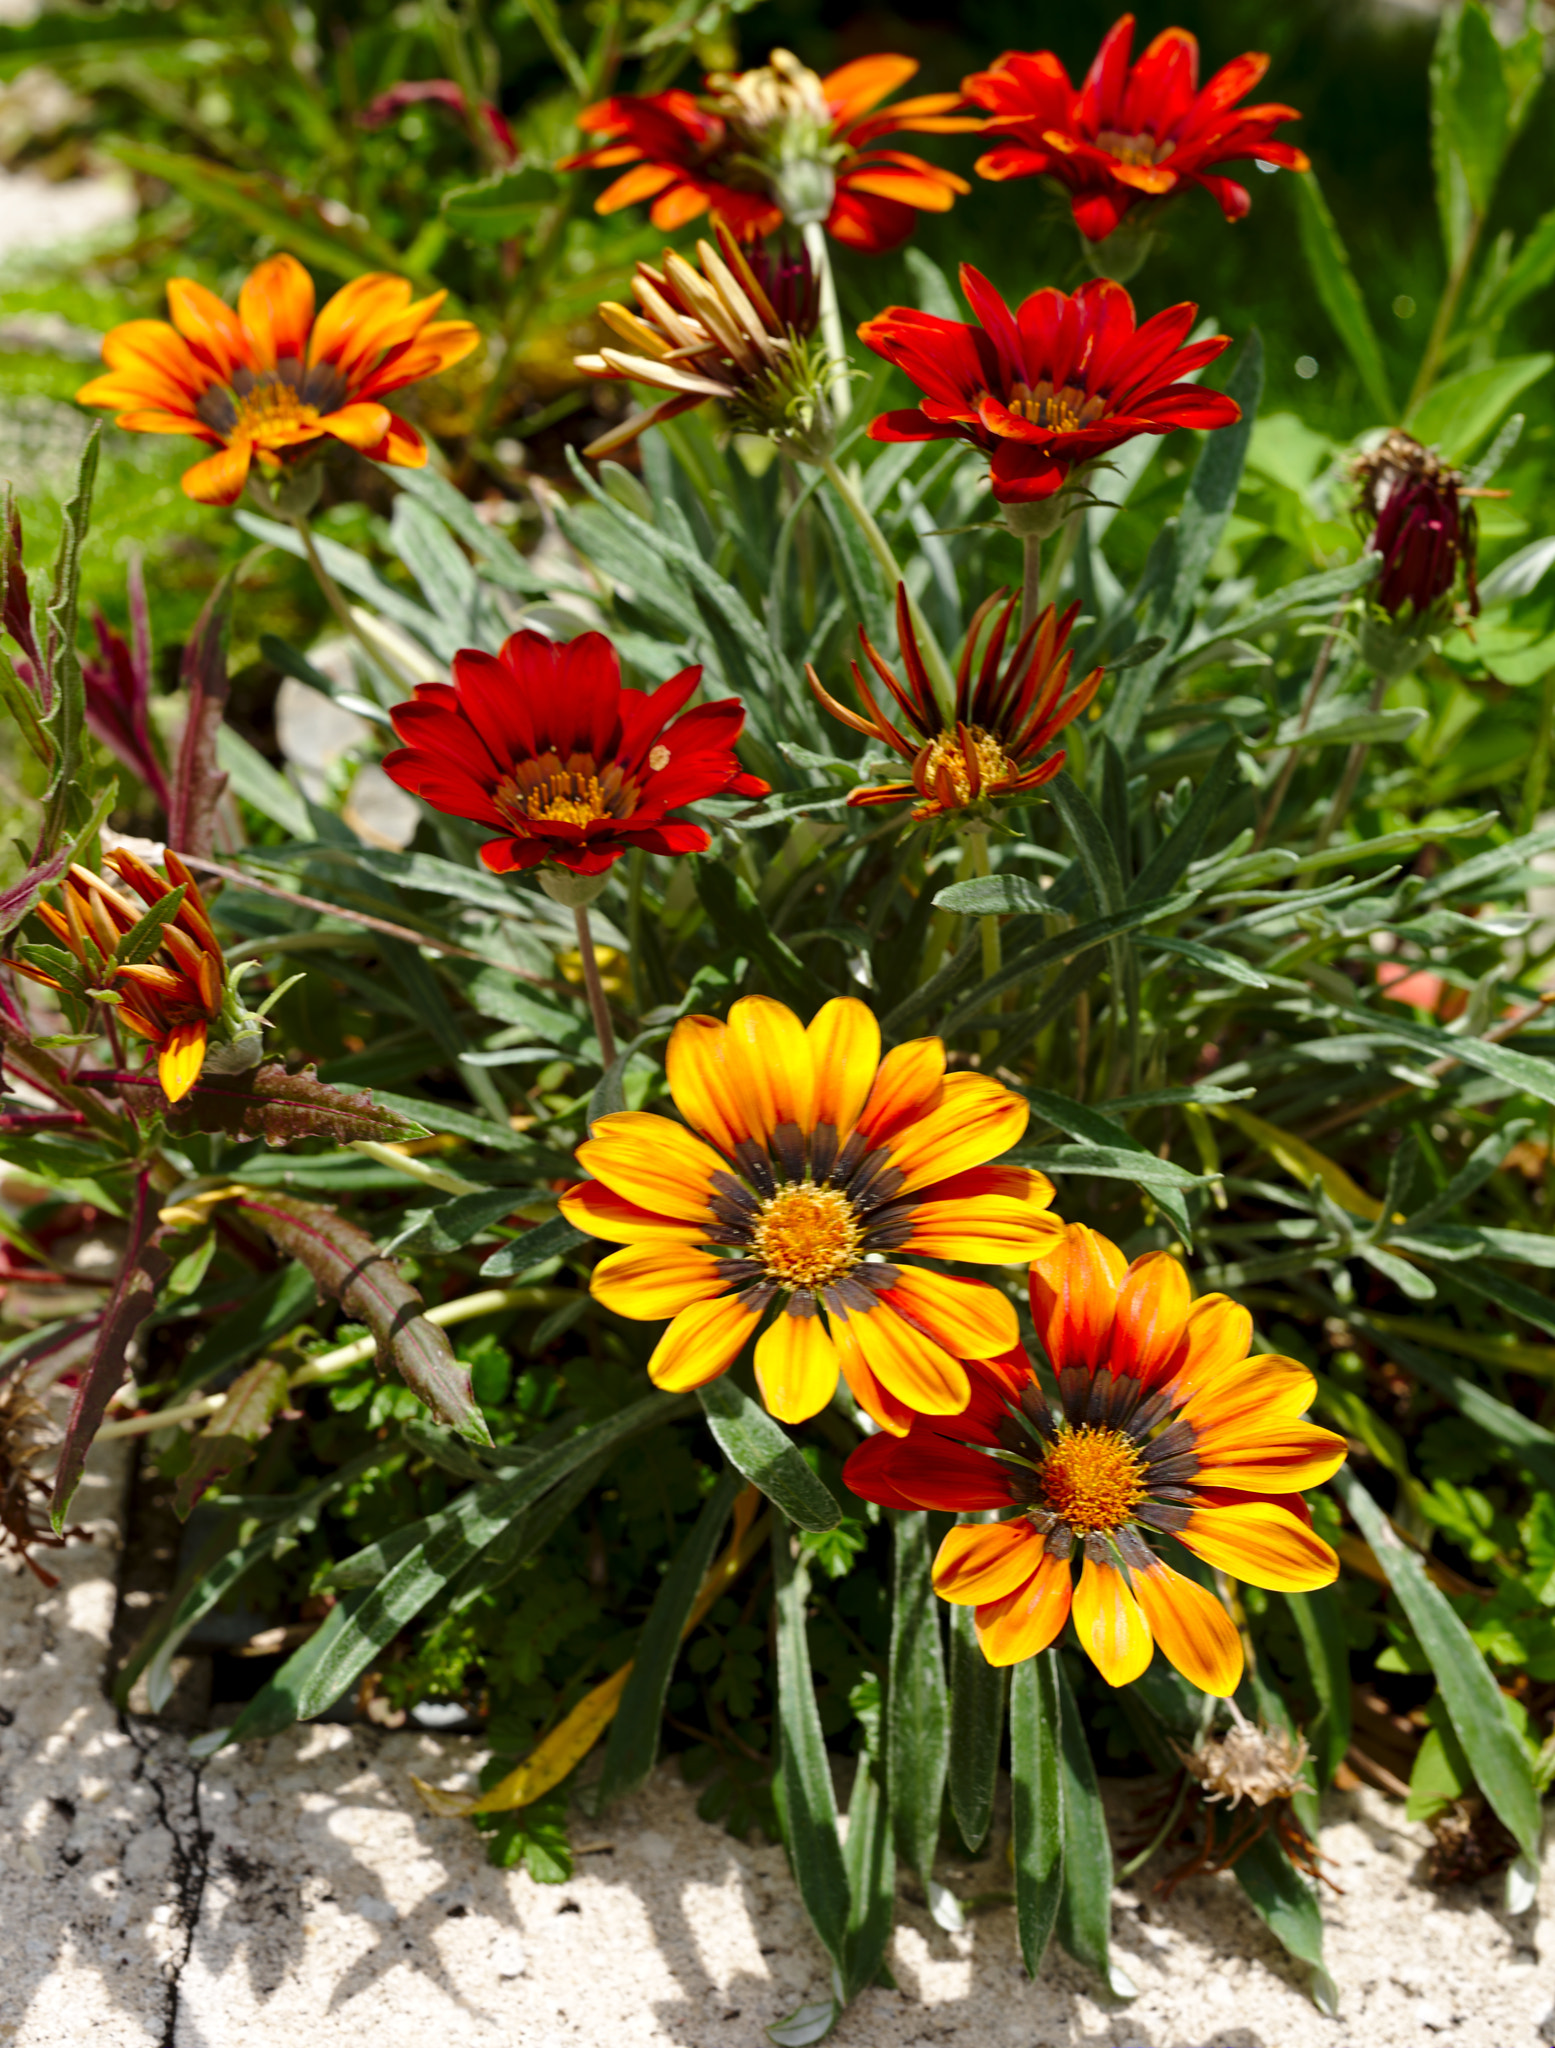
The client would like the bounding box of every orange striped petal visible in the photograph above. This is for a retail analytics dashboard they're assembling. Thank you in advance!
[598,162,681,213]
[900,1192,1064,1264]
[1110,1251,1193,1388]
[666,1013,748,1154]
[807,997,880,1139]
[574,1110,723,1222]
[1029,1222,1128,1373]
[157,1019,208,1102]
[824,52,919,123]
[831,1314,917,1435]
[319,400,393,450]
[559,1181,709,1244]
[843,167,964,209]
[1181,1353,1318,1434]
[373,414,427,468]
[847,1299,969,1414]
[109,408,214,437]
[1133,1561,1242,1696]
[181,438,254,505]
[1072,1555,1153,1687]
[589,1241,729,1320]
[1165,1293,1254,1406]
[646,1292,759,1392]
[855,1036,944,1146]
[725,995,814,1141]
[1177,1502,1340,1592]
[882,1072,1028,1192]
[933,1518,1044,1605]
[239,253,316,370]
[754,1308,839,1423]
[307,272,415,375]
[882,1266,1017,1359]
[165,277,248,380]
[975,1550,1072,1665]
[1189,1421,1349,1493]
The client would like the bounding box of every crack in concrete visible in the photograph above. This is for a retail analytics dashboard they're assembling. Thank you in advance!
[120,1711,210,2048]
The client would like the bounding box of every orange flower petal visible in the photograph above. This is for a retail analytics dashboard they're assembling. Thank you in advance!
[646,1291,759,1392]
[307,271,415,375]
[881,1071,1029,1191]
[725,994,814,1141]
[1166,1293,1254,1406]
[559,1181,711,1243]
[846,1298,969,1414]
[855,1035,944,1147]
[1029,1222,1128,1373]
[975,1550,1072,1665]
[1110,1250,1193,1388]
[181,438,254,506]
[933,1518,1044,1605]
[597,162,681,213]
[881,1266,1017,1359]
[589,1241,729,1320]
[239,253,316,370]
[165,277,248,381]
[806,996,880,1138]
[1072,1555,1153,1687]
[1189,1421,1349,1494]
[371,414,428,468]
[1177,1501,1340,1592]
[574,1110,723,1221]
[900,1193,1064,1264]
[824,52,919,124]
[754,1308,839,1423]
[1133,1560,1242,1696]
[831,1314,917,1435]
[666,1013,748,1154]
[157,1019,208,1102]
[319,400,394,450]
[1180,1351,1316,1430]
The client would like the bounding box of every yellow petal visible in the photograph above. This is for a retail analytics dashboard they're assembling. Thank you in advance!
[754,1309,839,1423]
[665,1014,748,1154]
[933,1519,1044,1605]
[1133,1561,1242,1696]
[1190,1421,1349,1493]
[856,1036,945,1146]
[975,1550,1072,1665]
[806,997,881,1138]
[575,1110,723,1222]
[559,1181,711,1244]
[880,1072,1029,1192]
[1072,1555,1153,1687]
[1177,1502,1340,1592]
[1165,1293,1254,1406]
[1179,1351,1317,1431]
[846,1298,969,1414]
[900,1194,1064,1264]
[724,995,814,1141]
[830,1312,917,1435]
[646,1293,760,1392]
[883,1266,1017,1358]
[589,1242,730,1321]
[157,1019,207,1102]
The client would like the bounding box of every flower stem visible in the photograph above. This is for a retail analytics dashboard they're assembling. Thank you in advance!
[1406,214,1484,420]
[817,453,958,724]
[1252,604,1347,850]
[1313,669,1388,852]
[968,830,1001,1063]
[802,220,851,425]
[1021,532,1042,638]
[573,902,618,1069]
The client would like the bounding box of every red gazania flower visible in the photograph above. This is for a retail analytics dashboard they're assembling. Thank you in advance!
[860,268,1238,505]
[382,629,768,878]
[76,254,479,505]
[809,584,1101,819]
[961,15,1309,244]
[561,995,1062,1425]
[13,849,228,1101]
[561,51,974,254]
[845,1223,1346,1694]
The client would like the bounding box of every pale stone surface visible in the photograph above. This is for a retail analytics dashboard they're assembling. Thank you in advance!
[3,1444,1554,2048]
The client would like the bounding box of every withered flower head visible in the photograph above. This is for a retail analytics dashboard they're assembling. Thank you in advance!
[808,584,1102,820]
[1352,429,1483,623]
[1181,1720,1310,1808]
[577,222,834,460]
[0,1374,69,1586]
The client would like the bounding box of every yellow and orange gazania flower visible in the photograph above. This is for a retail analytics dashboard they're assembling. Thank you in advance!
[845,1222,1346,1695]
[560,996,1062,1426]
[13,849,229,1101]
[75,254,479,505]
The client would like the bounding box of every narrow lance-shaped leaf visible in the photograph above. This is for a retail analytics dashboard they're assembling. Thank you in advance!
[1284,1588,1352,1789]
[168,574,232,859]
[772,1526,851,1983]
[1233,1833,1336,2016]
[887,1510,950,1908]
[1292,173,1395,422]
[173,1356,290,1518]
[1010,1652,1065,1979]
[839,1741,895,2003]
[697,1376,841,1532]
[1333,1466,1541,1863]
[236,1190,490,1445]
[39,424,101,856]
[1054,1651,1136,1997]
[947,1596,1006,1855]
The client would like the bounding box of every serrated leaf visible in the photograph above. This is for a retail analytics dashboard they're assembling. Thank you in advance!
[173,1356,288,1517]
[116,1062,431,1148]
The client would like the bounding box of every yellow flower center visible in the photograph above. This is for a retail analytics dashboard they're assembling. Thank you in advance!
[751,1184,862,1290]
[1003,379,1107,435]
[921,726,1016,805]
[495,756,631,831]
[526,771,609,826]
[1039,1426,1147,1533]
[232,378,322,440]
[1096,128,1168,168]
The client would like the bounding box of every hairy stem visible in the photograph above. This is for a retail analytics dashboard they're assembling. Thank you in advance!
[803,220,851,424]
[1021,532,1042,639]
[968,830,1000,1063]
[574,901,618,1069]
[1313,670,1388,851]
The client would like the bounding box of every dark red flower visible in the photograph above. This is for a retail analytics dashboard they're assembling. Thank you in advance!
[961,14,1308,244]
[382,630,769,878]
[81,587,172,813]
[808,584,1101,819]
[560,51,975,255]
[357,79,518,162]
[860,268,1239,504]
[1353,431,1483,621]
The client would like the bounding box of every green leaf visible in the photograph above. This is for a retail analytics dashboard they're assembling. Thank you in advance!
[1292,174,1395,422]
[1267,703,1427,751]
[442,164,561,238]
[935,893,1199,1038]
[1147,934,1268,988]
[693,856,809,1000]
[840,1745,895,2000]
[218,725,311,837]
[40,425,100,856]
[1009,1653,1064,1980]
[886,1512,949,1896]
[697,1378,841,1532]
[480,1212,588,1280]
[772,1531,851,1977]
[1406,1720,1473,1825]
[385,1187,527,1257]
[1055,1653,1135,1996]
[1232,1832,1331,2009]
[1333,1467,1541,1861]
[1435,0,1510,221]
[1481,208,1555,330]
[1408,354,1555,462]
[1353,1317,1555,1498]
[947,1598,1006,1855]
[1285,1589,1352,1788]
[595,1467,744,1807]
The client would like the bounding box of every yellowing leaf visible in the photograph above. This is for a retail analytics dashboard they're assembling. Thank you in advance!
[1214,1105,1385,1220]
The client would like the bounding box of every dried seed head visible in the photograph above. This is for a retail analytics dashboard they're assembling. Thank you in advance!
[1180,1722,1310,1809]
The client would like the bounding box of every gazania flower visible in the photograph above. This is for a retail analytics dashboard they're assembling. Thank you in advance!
[561,50,974,253]
[1353,430,1485,622]
[961,15,1309,245]
[844,1223,1345,1693]
[75,254,479,506]
[13,849,235,1101]
[809,584,1101,819]
[860,268,1239,506]
[561,996,1062,1426]
[576,225,829,460]
[382,628,768,878]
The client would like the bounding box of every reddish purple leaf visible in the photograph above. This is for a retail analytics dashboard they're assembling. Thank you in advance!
[168,576,232,859]
[173,1356,289,1516]
[2,496,46,703]
[108,1060,433,1147]
[0,845,71,944]
[82,605,172,812]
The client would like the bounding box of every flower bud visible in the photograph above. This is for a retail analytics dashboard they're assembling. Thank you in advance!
[1353,430,1480,624]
